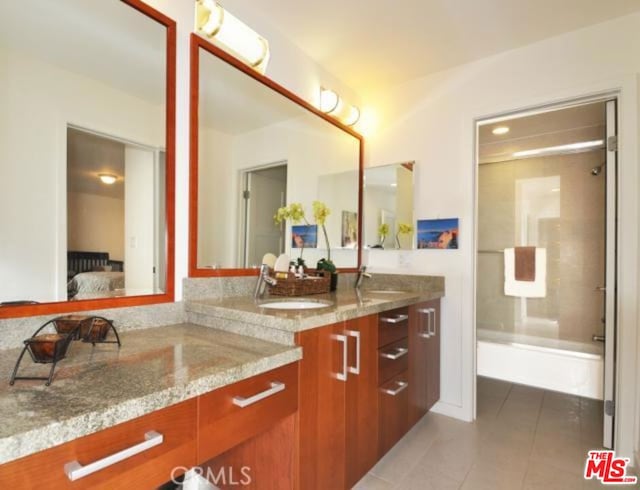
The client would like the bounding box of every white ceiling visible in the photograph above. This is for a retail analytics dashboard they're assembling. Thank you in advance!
[231,0,640,96]
[67,128,125,200]
[0,0,166,105]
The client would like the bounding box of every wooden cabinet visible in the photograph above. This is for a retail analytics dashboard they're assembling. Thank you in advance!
[198,363,298,463]
[0,362,300,490]
[0,399,197,490]
[408,300,441,427]
[296,315,379,490]
[344,314,379,489]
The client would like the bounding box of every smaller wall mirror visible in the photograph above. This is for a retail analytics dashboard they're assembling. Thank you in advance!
[363,162,415,250]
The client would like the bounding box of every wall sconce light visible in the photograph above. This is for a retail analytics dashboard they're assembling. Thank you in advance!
[195,0,270,73]
[319,87,360,127]
[98,174,117,185]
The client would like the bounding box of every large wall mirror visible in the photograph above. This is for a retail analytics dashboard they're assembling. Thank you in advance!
[190,35,362,276]
[0,0,176,318]
[363,162,415,250]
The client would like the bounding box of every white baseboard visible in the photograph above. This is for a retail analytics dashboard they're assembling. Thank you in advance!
[430,400,473,422]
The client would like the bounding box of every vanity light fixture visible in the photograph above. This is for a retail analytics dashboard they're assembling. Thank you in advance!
[492,126,510,135]
[195,0,270,73]
[513,139,604,158]
[319,87,361,126]
[319,88,341,114]
[98,174,117,185]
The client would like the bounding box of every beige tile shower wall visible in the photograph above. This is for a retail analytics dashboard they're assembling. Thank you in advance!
[477,150,606,344]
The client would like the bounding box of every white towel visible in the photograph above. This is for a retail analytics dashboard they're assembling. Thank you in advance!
[504,248,546,298]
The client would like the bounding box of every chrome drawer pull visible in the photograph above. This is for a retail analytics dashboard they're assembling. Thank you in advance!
[65,431,164,481]
[380,347,409,360]
[380,314,409,324]
[417,308,431,314]
[232,382,285,408]
[381,381,408,396]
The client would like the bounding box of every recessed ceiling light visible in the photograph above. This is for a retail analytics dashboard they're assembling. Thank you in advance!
[99,174,117,185]
[513,140,604,158]
[551,188,560,192]
[492,126,510,135]
[390,183,398,187]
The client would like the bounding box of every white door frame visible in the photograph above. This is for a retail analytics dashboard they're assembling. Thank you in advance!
[471,92,620,448]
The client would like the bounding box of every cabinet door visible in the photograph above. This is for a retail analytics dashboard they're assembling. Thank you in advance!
[427,300,441,410]
[378,371,409,456]
[408,304,430,427]
[295,323,347,490]
[345,315,379,489]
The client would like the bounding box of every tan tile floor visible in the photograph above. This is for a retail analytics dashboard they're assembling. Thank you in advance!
[355,377,639,489]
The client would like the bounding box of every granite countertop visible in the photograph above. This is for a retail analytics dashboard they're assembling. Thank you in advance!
[0,324,301,465]
[185,287,444,334]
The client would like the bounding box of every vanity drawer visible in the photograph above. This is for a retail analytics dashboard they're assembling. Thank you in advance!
[0,398,197,490]
[378,307,410,347]
[198,362,298,463]
[379,337,409,384]
[378,371,409,457]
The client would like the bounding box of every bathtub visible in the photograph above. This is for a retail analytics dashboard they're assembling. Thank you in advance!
[477,328,604,399]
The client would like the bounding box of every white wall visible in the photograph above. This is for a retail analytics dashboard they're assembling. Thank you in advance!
[124,147,156,293]
[365,13,640,460]
[0,47,163,303]
[67,192,125,261]
[198,115,360,268]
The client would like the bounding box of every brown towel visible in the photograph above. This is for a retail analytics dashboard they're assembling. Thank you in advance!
[514,247,536,282]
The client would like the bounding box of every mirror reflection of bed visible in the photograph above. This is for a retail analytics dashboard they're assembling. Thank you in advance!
[66,128,165,300]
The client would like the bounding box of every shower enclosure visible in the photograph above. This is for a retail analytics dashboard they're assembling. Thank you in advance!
[476,101,610,401]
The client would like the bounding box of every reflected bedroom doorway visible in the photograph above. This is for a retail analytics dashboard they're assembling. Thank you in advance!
[474,96,618,449]
[66,126,166,300]
[240,162,288,268]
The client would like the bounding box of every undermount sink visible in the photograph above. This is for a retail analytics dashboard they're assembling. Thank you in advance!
[260,300,332,310]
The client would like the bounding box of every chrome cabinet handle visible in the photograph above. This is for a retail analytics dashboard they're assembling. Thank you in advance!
[380,314,409,324]
[418,307,432,338]
[380,347,409,360]
[429,309,436,336]
[334,334,348,381]
[381,381,408,396]
[346,330,361,375]
[232,381,285,408]
[65,431,164,481]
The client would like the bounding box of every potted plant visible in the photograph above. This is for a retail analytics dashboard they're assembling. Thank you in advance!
[312,201,338,291]
[396,223,414,249]
[377,223,389,249]
[274,202,308,268]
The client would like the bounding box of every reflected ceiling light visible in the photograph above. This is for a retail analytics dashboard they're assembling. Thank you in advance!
[195,0,270,73]
[513,140,604,158]
[319,88,340,114]
[99,174,117,185]
[319,87,360,126]
[492,126,510,135]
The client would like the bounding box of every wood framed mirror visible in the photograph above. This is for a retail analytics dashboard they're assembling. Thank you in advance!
[189,34,363,277]
[0,0,176,318]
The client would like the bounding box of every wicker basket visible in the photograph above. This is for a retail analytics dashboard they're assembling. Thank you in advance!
[268,271,331,297]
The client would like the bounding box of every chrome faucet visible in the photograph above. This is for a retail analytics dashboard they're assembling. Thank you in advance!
[354,265,372,290]
[254,264,277,299]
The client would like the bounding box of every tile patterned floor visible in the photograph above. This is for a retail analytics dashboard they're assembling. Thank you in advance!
[355,377,639,489]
